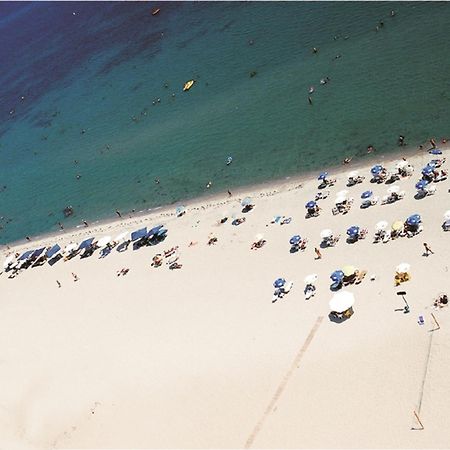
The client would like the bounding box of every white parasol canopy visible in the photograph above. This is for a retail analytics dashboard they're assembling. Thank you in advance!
[304,274,318,285]
[254,233,264,242]
[114,231,128,243]
[387,185,400,194]
[395,160,409,170]
[336,190,349,197]
[348,170,359,179]
[320,229,333,239]
[375,220,388,231]
[396,262,411,274]
[335,195,347,204]
[97,236,112,247]
[3,254,15,269]
[64,243,78,253]
[444,210,450,221]
[329,291,355,313]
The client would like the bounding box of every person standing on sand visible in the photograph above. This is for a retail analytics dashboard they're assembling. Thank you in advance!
[314,247,322,259]
[115,210,122,218]
[72,272,79,282]
[83,220,89,227]
[56,280,61,288]
[423,242,434,256]
[227,190,232,197]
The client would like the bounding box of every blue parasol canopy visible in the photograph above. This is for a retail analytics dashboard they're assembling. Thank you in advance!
[78,237,95,250]
[422,165,434,176]
[131,227,147,241]
[18,250,34,261]
[318,172,328,180]
[289,235,302,245]
[371,164,383,175]
[147,225,164,238]
[31,247,46,258]
[361,190,373,199]
[274,277,286,288]
[330,270,344,282]
[406,214,421,226]
[347,226,360,237]
[46,244,61,258]
[415,180,429,190]
[305,200,316,209]
[429,148,442,155]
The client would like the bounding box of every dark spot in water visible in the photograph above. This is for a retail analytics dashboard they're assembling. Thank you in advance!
[219,20,235,32]
[176,28,209,49]
[130,81,143,92]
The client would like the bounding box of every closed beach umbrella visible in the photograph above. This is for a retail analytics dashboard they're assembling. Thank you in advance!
[387,185,400,194]
[241,197,253,207]
[320,228,333,239]
[348,170,359,179]
[396,263,410,274]
[375,220,388,231]
[318,172,328,180]
[330,270,344,282]
[361,190,373,199]
[395,160,408,170]
[371,164,383,175]
[444,210,450,221]
[114,231,129,243]
[304,274,318,285]
[305,200,316,209]
[347,226,360,237]
[329,290,355,313]
[97,236,112,247]
[335,195,347,204]
[274,278,286,288]
[342,265,356,277]
[392,220,404,231]
[415,180,429,190]
[289,235,302,245]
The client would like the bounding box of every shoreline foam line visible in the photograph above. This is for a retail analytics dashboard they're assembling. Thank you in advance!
[244,315,324,449]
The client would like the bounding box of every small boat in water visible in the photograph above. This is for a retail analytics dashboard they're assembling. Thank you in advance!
[151,8,160,16]
[226,156,233,165]
[183,80,195,91]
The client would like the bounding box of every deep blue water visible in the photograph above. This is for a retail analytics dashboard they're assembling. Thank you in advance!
[1,2,450,244]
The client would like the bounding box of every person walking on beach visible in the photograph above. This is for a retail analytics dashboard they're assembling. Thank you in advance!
[56,280,61,288]
[308,96,313,105]
[72,272,79,282]
[398,135,405,146]
[227,190,232,197]
[314,247,322,260]
[423,242,434,256]
[83,220,89,227]
[115,210,122,218]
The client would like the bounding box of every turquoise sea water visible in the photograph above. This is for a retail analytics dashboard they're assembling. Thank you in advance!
[1,1,450,244]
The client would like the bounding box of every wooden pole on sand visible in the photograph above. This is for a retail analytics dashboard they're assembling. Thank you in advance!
[412,410,424,430]
[430,312,440,331]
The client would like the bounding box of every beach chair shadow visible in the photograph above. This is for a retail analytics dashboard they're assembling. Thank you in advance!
[330,281,343,291]
[116,241,130,252]
[414,191,427,200]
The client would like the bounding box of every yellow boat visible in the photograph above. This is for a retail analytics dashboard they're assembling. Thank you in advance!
[183,80,195,91]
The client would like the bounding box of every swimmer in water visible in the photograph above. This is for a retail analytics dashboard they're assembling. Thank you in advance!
[342,157,352,165]
[308,96,313,105]
[367,145,375,153]
[206,181,212,189]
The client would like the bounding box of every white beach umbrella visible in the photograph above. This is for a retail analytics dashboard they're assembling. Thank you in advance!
[395,160,409,170]
[336,190,349,197]
[3,254,15,269]
[254,233,264,242]
[348,170,359,179]
[375,220,388,231]
[304,274,318,285]
[64,243,78,253]
[387,185,400,194]
[444,210,450,221]
[320,229,333,239]
[114,231,129,243]
[329,291,355,313]
[335,195,347,204]
[97,236,112,247]
[396,263,411,274]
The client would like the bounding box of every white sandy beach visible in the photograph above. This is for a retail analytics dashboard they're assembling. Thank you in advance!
[1,148,450,449]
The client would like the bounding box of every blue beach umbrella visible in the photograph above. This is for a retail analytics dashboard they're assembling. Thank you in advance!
[31,247,46,258]
[371,165,383,175]
[429,148,442,155]
[78,237,95,250]
[46,244,61,258]
[422,165,434,176]
[428,161,437,168]
[347,226,360,237]
[289,235,302,245]
[406,214,421,226]
[361,190,373,199]
[274,278,286,288]
[330,270,344,282]
[147,225,164,238]
[18,250,35,261]
[305,200,316,209]
[415,180,429,191]
[318,172,328,181]
[131,227,147,241]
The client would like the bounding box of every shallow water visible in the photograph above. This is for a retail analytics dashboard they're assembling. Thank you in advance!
[1,2,450,244]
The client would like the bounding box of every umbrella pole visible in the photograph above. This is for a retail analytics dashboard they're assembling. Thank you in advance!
[412,410,424,430]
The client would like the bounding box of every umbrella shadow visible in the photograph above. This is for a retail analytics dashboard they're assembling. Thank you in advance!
[241,205,254,214]
[330,281,343,292]
[414,192,427,200]
[346,237,358,244]
[289,245,300,254]
[328,312,348,323]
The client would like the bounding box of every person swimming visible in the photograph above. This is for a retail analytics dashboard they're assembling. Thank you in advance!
[226,156,233,165]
